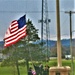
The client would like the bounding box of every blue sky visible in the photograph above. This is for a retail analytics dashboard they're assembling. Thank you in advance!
[0,0,74,41]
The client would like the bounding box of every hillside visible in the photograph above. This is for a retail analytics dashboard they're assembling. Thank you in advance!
[43,39,75,47]
[0,39,75,49]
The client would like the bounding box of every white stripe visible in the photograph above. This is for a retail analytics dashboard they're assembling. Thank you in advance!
[11,24,18,29]
[11,27,18,32]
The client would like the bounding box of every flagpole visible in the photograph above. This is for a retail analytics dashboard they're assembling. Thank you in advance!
[56,0,62,67]
[49,1,71,75]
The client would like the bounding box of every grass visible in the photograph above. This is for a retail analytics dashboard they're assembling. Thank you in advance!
[0,64,27,75]
[0,59,75,75]
[0,66,13,75]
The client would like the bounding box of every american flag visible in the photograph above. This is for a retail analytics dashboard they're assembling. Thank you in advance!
[4,15,27,47]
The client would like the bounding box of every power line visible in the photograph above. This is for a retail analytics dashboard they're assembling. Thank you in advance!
[0,10,67,13]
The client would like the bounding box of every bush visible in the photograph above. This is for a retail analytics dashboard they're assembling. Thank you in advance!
[1,59,12,67]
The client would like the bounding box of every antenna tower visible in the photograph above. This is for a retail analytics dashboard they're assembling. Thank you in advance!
[42,0,50,60]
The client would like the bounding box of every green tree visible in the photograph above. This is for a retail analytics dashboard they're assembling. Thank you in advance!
[21,19,40,73]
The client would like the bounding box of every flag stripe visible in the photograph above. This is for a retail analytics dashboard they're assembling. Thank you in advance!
[11,27,18,33]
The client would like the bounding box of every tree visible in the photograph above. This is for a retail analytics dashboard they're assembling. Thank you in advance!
[26,19,40,41]
[21,19,40,73]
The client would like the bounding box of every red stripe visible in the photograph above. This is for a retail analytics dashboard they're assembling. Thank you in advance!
[11,23,18,27]
[11,28,18,34]
[11,20,17,23]
[11,20,17,24]
[11,26,18,30]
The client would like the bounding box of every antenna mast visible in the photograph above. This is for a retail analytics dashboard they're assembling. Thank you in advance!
[42,0,50,60]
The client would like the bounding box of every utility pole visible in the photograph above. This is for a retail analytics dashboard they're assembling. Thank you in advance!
[65,11,75,75]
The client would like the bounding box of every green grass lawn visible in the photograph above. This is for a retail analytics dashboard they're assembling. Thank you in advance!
[0,65,27,75]
[0,59,75,75]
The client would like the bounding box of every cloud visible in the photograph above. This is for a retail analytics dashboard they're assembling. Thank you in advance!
[0,0,74,41]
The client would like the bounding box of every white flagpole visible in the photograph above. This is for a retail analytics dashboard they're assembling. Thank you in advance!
[56,0,62,67]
